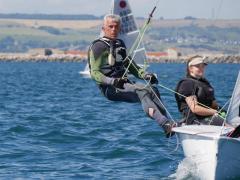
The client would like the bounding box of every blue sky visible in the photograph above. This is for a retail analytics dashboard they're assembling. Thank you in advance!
[0,0,239,19]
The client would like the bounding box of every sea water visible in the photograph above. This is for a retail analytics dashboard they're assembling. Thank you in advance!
[0,62,239,179]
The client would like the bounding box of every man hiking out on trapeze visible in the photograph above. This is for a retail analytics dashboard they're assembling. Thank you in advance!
[88,14,175,138]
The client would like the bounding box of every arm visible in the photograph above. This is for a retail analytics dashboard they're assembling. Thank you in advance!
[126,57,145,79]
[89,44,114,85]
[185,95,217,116]
[177,80,213,114]
[125,56,158,82]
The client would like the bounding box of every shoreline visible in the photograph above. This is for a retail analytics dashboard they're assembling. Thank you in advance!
[0,53,240,63]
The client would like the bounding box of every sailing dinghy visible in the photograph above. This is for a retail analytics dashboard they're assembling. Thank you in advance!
[79,0,147,77]
[79,64,91,77]
[173,71,240,180]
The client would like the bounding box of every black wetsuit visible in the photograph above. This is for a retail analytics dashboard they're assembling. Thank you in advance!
[175,76,224,125]
[88,37,168,126]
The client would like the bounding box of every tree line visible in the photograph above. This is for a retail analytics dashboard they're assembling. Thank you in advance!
[0,13,101,20]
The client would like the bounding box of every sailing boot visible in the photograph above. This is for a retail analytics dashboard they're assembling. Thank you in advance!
[161,120,176,138]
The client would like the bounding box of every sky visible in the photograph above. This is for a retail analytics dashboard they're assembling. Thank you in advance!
[0,0,239,19]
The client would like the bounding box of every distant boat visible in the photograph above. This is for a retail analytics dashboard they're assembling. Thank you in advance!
[79,64,90,77]
[173,71,240,179]
[79,0,147,77]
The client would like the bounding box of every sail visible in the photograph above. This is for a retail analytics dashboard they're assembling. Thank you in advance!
[112,0,147,66]
[226,71,240,126]
[79,64,90,77]
[83,64,89,73]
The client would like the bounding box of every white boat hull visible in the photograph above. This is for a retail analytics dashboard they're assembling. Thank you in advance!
[173,125,240,180]
[79,64,91,77]
[79,70,91,77]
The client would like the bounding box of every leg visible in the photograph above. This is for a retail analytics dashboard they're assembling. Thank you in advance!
[135,88,168,125]
[134,86,175,137]
[101,83,167,123]
[101,84,140,103]
[148,86,167,116]
[101,83,175,137]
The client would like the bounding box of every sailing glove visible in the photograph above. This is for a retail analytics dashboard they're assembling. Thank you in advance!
[144,73,158,84]
[218,111,227,119]
[217,106,227,113]
[113,78,128,89]
[217,107,227,119]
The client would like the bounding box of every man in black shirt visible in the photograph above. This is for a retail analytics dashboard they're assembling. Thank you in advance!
[88,14,175,137]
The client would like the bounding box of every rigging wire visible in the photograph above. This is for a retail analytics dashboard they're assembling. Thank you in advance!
[126,57,231,119]
[121,0,159,79]
[116,0,231,143]
[117,0,229,115]
[119,0,230,122]
[215,0,223,20]
[120,0,176,122]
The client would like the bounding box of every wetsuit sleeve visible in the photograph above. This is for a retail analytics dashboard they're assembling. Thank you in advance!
[89,42,115,85]
[127,58,145,79]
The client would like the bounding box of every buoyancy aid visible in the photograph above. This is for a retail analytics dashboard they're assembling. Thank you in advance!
[88,37,128,78]
[175,77,215,112]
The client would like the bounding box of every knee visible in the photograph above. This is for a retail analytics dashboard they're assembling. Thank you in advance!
[148,108,155,118]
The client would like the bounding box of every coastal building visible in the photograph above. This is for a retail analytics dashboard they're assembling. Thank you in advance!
[146,52,168,58]
[167,48,181,59]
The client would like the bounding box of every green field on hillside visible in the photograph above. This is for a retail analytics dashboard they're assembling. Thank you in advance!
[0,18,240,54]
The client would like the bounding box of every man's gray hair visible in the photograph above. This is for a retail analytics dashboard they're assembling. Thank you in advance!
[103,14,121,24]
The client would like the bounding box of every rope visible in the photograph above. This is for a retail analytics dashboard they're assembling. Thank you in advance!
[147,80,175,121]
[158,82,230,116]
[121,24,150,79]
[216,0,224,20]
[121,1,158,79]
[168,133,181,154]
[158,81,233,138]
[208,98,231,125]
[118,1,173,121]
[220,98,231,134]
[125,57,176,122]
[117,0,230,143]
[158,83,216,111]
[119,1,176,122]
[121,49,232,126]
[119,1,180,145]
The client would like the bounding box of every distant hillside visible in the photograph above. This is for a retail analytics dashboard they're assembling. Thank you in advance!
[0,18,240,54]
[0,13,100,20]
[145,19,240,28]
